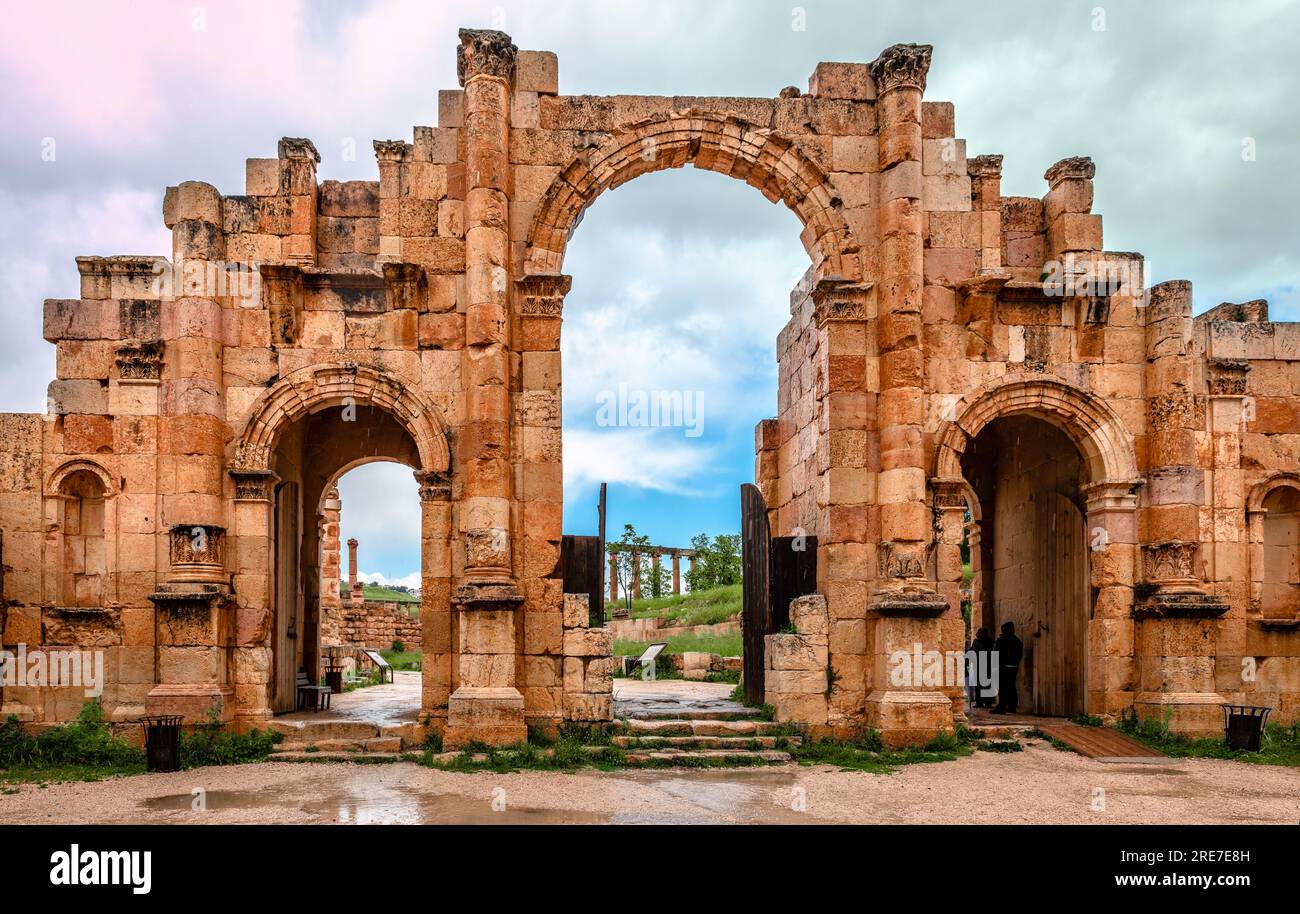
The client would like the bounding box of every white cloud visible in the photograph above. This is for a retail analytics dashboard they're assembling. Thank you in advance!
[352,570,422,590]
[563,427,718,496]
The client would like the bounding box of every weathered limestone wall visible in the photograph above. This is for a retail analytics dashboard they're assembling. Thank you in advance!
[338,601,422,650]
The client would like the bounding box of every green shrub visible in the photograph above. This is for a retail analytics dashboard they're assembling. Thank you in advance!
[0,701,143,769]
[180,713,282,769]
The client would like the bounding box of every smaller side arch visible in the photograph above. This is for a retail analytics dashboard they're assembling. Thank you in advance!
[232,362,451,475]
[1247,472,1300,516]
[934,376,1140,486]
[47,459,117,497]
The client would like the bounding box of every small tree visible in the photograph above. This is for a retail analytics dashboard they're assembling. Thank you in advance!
[685,532,742,592]
[610,524,652,611]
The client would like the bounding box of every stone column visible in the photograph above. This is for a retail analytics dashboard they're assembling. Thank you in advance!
[671,551,681,595]
[631,550,641,601]
[1082,479,1140,720]
[930,479,971,723]
[871,44,935,599]
[458,27,518,587]
[319,486,342,646]
[416,471,454,728]
[229,449,277,727]
[1136,280,1228,735]
[445,28,528,749]
[968,155,1004,274]
[347,538,363,606]
[608,552,619,603]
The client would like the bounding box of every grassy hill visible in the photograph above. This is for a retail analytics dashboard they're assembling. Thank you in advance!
[608,584,741,627]
[339,582,420,605]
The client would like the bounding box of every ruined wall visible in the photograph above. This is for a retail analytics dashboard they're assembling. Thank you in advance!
[338,600,422,650]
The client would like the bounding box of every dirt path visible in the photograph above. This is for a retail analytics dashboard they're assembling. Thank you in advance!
[1,742,1295,825]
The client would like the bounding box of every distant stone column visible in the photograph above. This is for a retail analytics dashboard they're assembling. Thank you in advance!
[608,553,619,603]
[319,486,343,645]
[631,550,641,601]
[671,551,681,595]
[347,538,363,606]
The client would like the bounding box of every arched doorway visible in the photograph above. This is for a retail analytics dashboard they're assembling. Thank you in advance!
[229,362,452,721]
[935,377,1141,719]
[962,415,1089,716]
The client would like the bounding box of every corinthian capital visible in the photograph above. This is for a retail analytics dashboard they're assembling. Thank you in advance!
[456,28,518,86]
[870,43,933,94]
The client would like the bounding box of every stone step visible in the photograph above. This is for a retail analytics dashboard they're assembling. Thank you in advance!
[268,720,381,741]
[269,751,403,763]
[626,709,761,721]
[625,749,791,767]
[612,735,798,750]
[614,719,787,737]
[273,736,403,754]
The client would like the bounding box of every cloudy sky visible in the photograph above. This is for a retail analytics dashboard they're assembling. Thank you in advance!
[3,0,1296,583]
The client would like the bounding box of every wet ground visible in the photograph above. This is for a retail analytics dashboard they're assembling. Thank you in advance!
[612,678,742,717]
[278,670,422,728]
[2,740,1296,825]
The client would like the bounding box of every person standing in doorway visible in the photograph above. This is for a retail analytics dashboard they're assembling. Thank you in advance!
[991,621,1023,714]
[968,627,996,708]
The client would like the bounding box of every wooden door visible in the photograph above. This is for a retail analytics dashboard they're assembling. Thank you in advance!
[273,482,300,714]
[1032,492,1087,716]
[740,483,771,706]
[561,534,605,627]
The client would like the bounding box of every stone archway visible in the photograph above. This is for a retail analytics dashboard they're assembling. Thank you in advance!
[931,376,1141,718]
[228,362,453,725]
[523,110,862,281]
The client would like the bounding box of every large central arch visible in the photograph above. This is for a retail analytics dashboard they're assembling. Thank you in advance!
[523,110,862,281]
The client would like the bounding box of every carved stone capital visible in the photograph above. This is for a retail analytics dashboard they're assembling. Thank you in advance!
[382,261,427,311]
[517,273,572,316]
[277,137,320,163]
[456,28,518,86]
[1142,540,1201,587]
[231,469,278,502]
[811,278,873,327]
[373,139,410,163]
[1207,357,1250,396]
[967,154,1003,178]
[415,469,452,502]
[115,340,164,381]
[1044,156,1095,188]
[877,540,933,581]
[168,524,227,585]
[869,43,933,95]
[929,477,969,510]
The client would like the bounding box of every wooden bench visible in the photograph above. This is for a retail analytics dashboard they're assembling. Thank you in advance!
[361,649,395,684]
[297,671,332,712]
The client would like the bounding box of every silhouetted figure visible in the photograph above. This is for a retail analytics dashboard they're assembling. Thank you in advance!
[991,621,1023,714]
[968,627,996,708]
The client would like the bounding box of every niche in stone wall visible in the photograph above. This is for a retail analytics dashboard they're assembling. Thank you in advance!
[1261,485,1300,619]
[59,469,107,608]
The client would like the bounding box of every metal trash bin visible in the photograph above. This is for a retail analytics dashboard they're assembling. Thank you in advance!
[1221,704,1271,752]
[141,715,185,772]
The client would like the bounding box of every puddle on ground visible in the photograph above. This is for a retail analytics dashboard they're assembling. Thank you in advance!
[141,788,607,824]
[132,764,829,825]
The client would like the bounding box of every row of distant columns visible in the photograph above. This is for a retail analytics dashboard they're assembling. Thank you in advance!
[606,549,695,601]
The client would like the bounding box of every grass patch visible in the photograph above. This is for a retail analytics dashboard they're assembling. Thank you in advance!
[1071,713,1104,727]
[1118,711,1300,767]
[612,632,742,658]
[612,584,741,627]
[0,701,282,784]
[380,649,422,671]
[339,582,419,606]
[791,727,976,773]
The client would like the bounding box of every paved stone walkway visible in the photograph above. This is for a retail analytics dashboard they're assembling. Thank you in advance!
[278,670,421,728]
[613,678,745,718]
